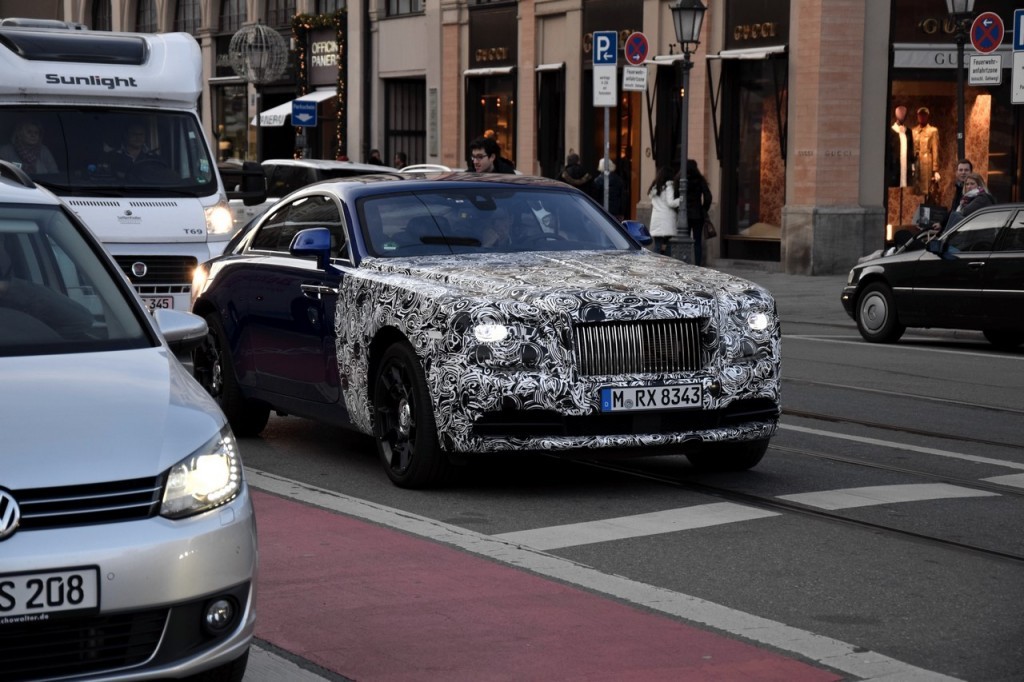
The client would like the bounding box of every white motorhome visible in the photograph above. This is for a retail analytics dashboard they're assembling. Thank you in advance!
[0,21,254,312]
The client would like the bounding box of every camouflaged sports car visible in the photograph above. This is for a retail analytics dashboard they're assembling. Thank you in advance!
[191,173,781,488]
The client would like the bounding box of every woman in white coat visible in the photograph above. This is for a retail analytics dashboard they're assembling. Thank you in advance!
[648,166,680,256]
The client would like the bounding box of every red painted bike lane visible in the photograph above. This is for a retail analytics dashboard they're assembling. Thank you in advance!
[253,490,843,682]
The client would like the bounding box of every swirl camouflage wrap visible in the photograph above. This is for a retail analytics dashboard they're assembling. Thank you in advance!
[335,249,780,453]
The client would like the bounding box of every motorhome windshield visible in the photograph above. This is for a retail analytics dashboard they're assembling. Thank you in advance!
[0,108,217,196]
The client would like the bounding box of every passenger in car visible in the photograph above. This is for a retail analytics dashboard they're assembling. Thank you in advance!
[933,172,995,233]
[0,119,58,174]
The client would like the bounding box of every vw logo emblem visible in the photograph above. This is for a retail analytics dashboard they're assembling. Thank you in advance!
[132,262,148,278]
[0,490,21,541]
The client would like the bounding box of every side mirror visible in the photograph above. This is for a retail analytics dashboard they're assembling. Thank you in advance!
[152,308,208,368]
[290,227,335,271]
[622,219,653,246]
[224,161,267,206]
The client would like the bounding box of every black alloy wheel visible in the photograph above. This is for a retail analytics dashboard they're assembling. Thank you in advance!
[372,342,448,488]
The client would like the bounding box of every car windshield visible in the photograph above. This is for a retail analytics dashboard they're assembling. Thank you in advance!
[0,202,151,357]
[0,108,217,196]
[358,187,635,257]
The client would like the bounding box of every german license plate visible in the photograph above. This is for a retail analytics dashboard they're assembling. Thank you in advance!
[0,567,99,621]
[142,296,173,311]
[600,384,702,412]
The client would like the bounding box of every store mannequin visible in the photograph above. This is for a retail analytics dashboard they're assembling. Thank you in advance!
[913,107,939,199]
[887,105,915,188]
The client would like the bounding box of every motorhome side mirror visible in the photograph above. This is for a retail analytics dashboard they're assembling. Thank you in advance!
[224,161,267,206]
[622,220,653,246]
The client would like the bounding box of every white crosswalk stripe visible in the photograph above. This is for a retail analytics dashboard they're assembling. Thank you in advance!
[776,483,998,510]
[494,502,780,550]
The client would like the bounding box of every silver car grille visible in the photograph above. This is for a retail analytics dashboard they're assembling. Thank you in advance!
[13,476,164,530]
[573,318,706,375]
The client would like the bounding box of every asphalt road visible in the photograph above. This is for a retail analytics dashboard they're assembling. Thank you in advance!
[242,263,1024,682]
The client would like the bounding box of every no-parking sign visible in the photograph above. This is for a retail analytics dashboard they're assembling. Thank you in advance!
[971,11,1004,54]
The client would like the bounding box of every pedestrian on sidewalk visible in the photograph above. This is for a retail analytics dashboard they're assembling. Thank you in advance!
[648,166,680,257]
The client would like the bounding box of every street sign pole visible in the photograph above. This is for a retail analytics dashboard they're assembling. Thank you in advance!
[593,31,617,214]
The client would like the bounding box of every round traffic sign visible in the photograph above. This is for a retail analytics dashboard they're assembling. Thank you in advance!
[624,32,649,66]
[971,11,1004,54]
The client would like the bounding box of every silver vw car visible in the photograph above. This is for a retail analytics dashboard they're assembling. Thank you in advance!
[0,161,255,681]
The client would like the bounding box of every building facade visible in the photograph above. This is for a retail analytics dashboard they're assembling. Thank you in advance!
[34,0,1024,273]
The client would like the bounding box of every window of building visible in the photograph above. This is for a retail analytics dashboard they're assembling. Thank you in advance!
[265,0,296,27]
[135,0,158,32]
[385,79,426,167]
[174,0,202,34]
[316,0,346,13]
[219,0,246,33]
[387,0,423,17]
[91,0,112,31]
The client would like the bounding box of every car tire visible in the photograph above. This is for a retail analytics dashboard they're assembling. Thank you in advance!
[983,329,1024,350]
[186,649,248,682]
[373,342,449,488]
[686,438,770,472]
[856,282,905,343]
[196,313,270,437]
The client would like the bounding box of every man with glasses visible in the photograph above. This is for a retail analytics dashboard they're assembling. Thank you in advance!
[469,136,515,174]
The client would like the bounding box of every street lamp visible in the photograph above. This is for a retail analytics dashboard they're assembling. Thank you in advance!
[946,0,975,161]
[670,0,707,264]
[229,23,287,162]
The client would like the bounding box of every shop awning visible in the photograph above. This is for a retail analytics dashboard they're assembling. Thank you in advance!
[706,45,786,60]
[535,62,564,72]
[463,66,515,77]
[251,88,337,127]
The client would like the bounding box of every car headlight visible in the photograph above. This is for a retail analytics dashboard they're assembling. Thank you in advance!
[473,323,509,343]
[205,200,234,237]
[190,263,209,309]
[161,425,242,519]
[723,303,777,362]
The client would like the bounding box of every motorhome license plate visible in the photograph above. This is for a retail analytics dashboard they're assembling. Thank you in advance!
[142,296,173,311]
[0,567,99,620]
[600,384,702,412]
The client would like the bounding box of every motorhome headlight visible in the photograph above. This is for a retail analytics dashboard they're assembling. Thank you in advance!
[205,201,234,236]
[161,425,242,519]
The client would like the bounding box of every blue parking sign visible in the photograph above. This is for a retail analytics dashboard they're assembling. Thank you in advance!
[593,30,617,66]
[1015,9,1024,51]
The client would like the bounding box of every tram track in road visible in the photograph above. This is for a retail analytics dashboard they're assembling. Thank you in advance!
[782,377,1024,418]
[782,407,1024,451]
[570,453,1024,567]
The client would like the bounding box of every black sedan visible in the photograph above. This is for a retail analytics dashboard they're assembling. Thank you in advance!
[191,173,781,488]
[841,203,1024,349]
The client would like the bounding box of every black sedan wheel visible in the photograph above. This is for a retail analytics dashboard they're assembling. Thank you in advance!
[373,343,448,488]
[856,283,906,343]
[194,313,270,437]
[686,438,769,471]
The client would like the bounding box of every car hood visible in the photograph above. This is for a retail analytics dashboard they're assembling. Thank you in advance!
[0,347,226,489]
[361,250,771,314]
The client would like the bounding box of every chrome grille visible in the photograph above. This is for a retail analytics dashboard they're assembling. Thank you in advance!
[573,318,705,375]
[13,476,164,530]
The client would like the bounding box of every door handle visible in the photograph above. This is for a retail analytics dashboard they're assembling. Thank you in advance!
[966,261,986,269]
[300,283,339,299]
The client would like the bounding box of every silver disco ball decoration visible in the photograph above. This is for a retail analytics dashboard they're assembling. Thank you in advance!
[228,23,287,85]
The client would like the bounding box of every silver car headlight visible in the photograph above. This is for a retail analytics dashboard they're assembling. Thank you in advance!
[161,425,243,519]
